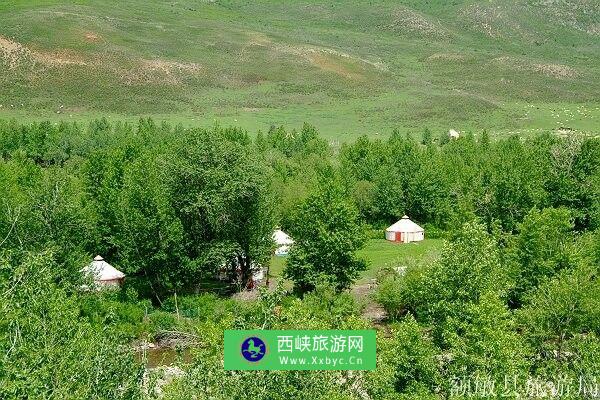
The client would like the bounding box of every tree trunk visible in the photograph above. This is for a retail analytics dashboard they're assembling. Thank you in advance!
[238,253,252,290]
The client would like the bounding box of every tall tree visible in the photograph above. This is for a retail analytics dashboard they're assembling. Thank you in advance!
[508,207,574,306]
[285,173,367,294]
[165,127,274,289]
[113,154,186,296]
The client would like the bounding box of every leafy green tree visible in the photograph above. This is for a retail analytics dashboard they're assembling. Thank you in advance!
[438,131,449,145]
[518,261,600,383]
[285,176,367,294]
[421,222,508,333]
[518,263,600,353]
[374,264,430,321]
[376,223,529,387]
[83,142,141,257]
[572,138,600,229]
[421,128,432,146]
[113,154,186,297]
[339,135,384,182]
[443,292,529,380]
[0,157,41,251]
[372,168,405,223]
[407,151,453,228]
[366,316,441,399]
[488,136,550,231]
[165,127,274,289]
[508,207,574,306]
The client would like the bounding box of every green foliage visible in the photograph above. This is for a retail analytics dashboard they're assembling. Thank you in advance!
[0,117,599,399]
[0,251,143,399]
[285,176,368,294]
[442,293,529,379]
[155,283,368,400]
[417,222,508,340]
[374,222,529,380]
[340,133,600,234]
[113,154,186,292]
[508,207,574,306]
[146,311,181,335]
[518,263,600,350]
[279,285,364,330]
[421,128,433,146]
[165,127,275,289]
[78,290,151,340]
[161,293,238,321]
[366,316,441,399]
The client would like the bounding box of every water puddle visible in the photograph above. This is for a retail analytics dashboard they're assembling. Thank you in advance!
[136,347,193,368]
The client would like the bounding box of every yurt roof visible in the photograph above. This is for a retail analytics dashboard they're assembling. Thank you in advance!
[273,229,294,246]
[81,255,125,281]
[386,215,424,233]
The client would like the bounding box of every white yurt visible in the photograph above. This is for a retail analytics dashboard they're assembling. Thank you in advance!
[385,215,424,243]
[273,229,294,256]
[81,255,125,288]
[448,129,460,139]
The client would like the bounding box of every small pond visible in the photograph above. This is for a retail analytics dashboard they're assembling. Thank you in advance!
[136,347,194,368]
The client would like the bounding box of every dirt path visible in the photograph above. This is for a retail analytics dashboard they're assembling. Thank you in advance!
[351,280,387,325]
[232,276,387,324]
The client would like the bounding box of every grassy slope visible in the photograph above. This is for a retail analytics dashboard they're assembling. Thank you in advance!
[0,0,598,140]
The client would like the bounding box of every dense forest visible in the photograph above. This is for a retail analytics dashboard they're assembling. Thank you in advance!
[1,118,599,399]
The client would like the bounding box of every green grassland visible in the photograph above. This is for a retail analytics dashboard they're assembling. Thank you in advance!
[269,238,443,282]
[1,0,599,139]
[357,238,443,280]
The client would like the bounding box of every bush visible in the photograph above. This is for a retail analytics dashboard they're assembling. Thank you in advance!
[146,311,180,334]
[78,290,151,340]
[365,316,441,399]
[374,265,431,321]
[422,223,447,239]
[366,228,386,240]
[161,293,238,321]
[285,176,368,294]
[518,263,600,348]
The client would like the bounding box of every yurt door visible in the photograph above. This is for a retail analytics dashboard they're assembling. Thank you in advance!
[395,232,402,242]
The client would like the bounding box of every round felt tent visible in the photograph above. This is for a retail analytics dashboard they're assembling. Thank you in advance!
[385,215,424,243]
[272,229,294,256]
[81,255,125,288]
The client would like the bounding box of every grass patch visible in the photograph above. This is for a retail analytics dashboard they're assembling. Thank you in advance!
[358,238,443,281]
[267,238,443,283]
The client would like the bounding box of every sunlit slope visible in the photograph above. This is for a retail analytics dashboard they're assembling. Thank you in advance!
[0,0,598,138]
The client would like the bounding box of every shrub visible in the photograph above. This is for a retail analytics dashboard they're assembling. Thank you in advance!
[365,316,441,399]
[78,291,151,340]
[374,264,431,321]
[147,311,180,334]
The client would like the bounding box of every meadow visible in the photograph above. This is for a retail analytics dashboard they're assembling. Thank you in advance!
[269,238,443,282]
[1,0,599,140]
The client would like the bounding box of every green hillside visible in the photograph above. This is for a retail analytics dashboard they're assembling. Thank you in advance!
[1,0,598,139]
